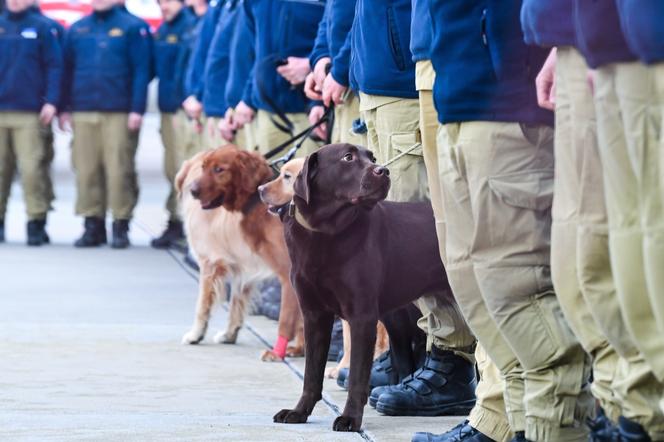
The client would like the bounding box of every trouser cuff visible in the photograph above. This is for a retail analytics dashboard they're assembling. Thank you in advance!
[469,405,513,442]
[526,417,588,442]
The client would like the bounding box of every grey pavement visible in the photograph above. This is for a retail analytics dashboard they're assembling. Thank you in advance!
[0,114,461,441]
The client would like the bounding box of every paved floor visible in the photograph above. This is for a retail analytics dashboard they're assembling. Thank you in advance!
[0,115,461,441]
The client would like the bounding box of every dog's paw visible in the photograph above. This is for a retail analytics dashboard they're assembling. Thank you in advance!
[213,329,238,345]
[325,367,340,379]
[333,415,361,432]
[285,345,304,358]
[261,349,284,362]
[273,409,308,424]
[181,330,204,345]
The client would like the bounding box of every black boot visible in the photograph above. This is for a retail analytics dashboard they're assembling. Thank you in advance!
[343,350,399,390]
[27,219,48,246]
[37,219,50,244]
[375,347,477,416]
[619,416,651,441]
[0,219,5,243]
[509,432,531,442]
[589,408,621,441]
[412,420,496,442]
[111,219,130,249]
[74,217,106,247]
[150,220,185,249]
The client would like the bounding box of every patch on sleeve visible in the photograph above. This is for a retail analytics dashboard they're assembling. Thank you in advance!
[166,34,178,43]
[109,27,124,37]
[20,28,38,39]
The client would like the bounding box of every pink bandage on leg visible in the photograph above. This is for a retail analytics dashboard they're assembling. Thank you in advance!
[273,335,288,358]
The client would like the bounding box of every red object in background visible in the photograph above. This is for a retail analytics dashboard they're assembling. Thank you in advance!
[40,0,162,30]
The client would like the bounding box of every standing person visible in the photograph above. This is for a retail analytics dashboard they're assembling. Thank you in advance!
[344,0,479,423]
[150,0,196,249]
[60,0,151,248]
[0,0,62,245]
[428,1,594,441]
[240,0,324,156]
[522,1,664,440]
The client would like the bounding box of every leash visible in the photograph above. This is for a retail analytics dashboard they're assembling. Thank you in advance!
[381,143,421,167]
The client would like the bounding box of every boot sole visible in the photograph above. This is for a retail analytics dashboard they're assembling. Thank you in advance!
[375,398,476,417]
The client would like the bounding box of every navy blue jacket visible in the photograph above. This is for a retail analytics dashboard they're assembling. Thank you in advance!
[573,0,634,69]
[117,5,154,77]
[185,0,223,101]
[62,7,152,113]
[0,9,63,112]
[203,0,241,117]
[31,6,65,43]
[430,0,553,125]
[350,0,416,98]
[520,0,575,47]
[242,0,325,113]
[410,0,433,62]
[309,0,355,86]
[225,3,255,109]
[154,8,196,113]
[616,0,664,64]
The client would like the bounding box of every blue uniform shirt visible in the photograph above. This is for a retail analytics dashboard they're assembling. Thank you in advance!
[242,0,325,114]
[410,0,433,62]
[615,0,664,64]
[185,0,223,101]
[203,0,241,117]
[224,2,255,109]
[154,8,196,113]
[62,6,152,114]
[0,9,63,112]
[520,0,575,48]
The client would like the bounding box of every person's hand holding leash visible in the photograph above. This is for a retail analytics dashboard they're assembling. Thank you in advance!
[277,56,311,86]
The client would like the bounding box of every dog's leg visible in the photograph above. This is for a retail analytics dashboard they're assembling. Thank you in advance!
[274,309,334,425]
[287,319,305,358]
[374,321,390,359]
[334,318,377,432]
[326,319,351,378]
[262,275,302,361]
[182,261,225,344]
[215,279,253,344]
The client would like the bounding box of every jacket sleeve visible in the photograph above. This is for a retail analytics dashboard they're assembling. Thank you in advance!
[308,9,330,70]
[239,0,257,109]
[41,22,63,108]
[330,31,351,87]
[127,23,152,114]
[185,6,218,100]
[202,17,231,117]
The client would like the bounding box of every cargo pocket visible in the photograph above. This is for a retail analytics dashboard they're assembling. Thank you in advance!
[387,131,426,201]
[388,132,423,160]
[488,169,554,212]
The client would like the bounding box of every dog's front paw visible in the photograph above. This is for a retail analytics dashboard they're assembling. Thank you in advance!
[333,415,362,432]
[261,349,284,362]
[286,345,304,358]
[213,329,239,344]
[273,409,308,424]
[181,330,204,345]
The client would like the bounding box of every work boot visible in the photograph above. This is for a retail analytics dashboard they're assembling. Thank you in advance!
[0,219,5,243]
[327,319,344,362]
[375,347,477,416]
[509,432,531,442]
[343,350,398,390]
[111,219,130,249]
[150,220,185,249]
[27,219,48,246]
[412,420,496,442]
[589,408,621,441]
[74,217,106,247]
[618,416,651,441]
[337,367,349,389]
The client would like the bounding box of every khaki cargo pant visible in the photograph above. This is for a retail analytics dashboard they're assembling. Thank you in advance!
[359,91,476,359]
[160,113,184,222]
[416,61,512,442]
[174,110,207,160]
[555,48,664,437]
[71,112,138,220]
[255,109,319,157]
[437,120,594,442]
[0,112,52,220]
[331,91,366,146]
[594,62,664,383]
[225,107,258,151]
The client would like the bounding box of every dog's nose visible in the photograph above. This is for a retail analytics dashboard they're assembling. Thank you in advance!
[190,183,201,199]
[373,166,389,176]
[257,184,266,198]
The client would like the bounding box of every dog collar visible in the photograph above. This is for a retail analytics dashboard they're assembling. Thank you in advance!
[289,201,321,232]
[242,191,263,215]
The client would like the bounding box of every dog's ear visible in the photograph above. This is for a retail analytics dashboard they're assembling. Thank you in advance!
[293,151,318,204]
[233,150,273,194]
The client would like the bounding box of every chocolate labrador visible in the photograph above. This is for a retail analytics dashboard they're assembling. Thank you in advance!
[270,143,456,432]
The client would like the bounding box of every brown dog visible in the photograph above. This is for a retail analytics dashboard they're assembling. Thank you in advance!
[270,144,472,432]
[258,158,389,378]
[177,145,304,361]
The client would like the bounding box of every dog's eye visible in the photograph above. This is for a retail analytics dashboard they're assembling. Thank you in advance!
[370,155,376,163]
[284,173,292,180]
[213,166,224,174]
[342,153,353,162]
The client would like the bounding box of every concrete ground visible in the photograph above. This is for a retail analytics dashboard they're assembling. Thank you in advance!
[0,114,461,441]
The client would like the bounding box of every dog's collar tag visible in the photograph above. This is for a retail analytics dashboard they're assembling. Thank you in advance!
[288,201,295,217]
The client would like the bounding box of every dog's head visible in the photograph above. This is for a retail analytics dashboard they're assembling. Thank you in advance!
[190,145,274,211]
[292,144,390,230]
[258,158,305,216]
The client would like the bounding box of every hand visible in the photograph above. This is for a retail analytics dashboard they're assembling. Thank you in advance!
[57,111,72,132]
[313,57,330,91]
[322,73,347,107]
[308,105,328,140]
[276,56,311,86]
[304,72,322,101]
[535,48,556,111]
[587,69,596,96]
[234,101,255,126]
[206,117,217,138]
[218,115,236,142]
[39,103,57,126]
[127,112,143,131]
[183,95,203,119]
